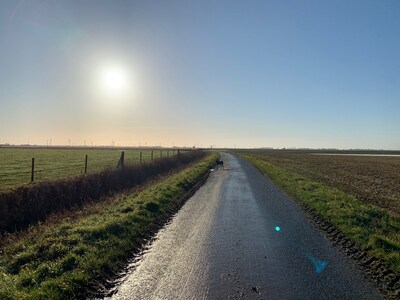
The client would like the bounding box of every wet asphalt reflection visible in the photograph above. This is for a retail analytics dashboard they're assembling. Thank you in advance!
[109,153,383,300]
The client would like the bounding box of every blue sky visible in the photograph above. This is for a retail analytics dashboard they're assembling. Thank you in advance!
[0,0,399,149]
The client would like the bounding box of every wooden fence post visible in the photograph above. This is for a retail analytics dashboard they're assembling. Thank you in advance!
[31,158,35,183]
[161,150,163,158]
[117,151,125,169]
[85,155,88,174]
[140,151,142,164]
[151,150,154,161]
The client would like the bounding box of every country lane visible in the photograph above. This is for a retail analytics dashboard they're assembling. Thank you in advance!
[109,153,383,300]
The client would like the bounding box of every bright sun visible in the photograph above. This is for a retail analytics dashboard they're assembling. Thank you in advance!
[99,64,130,96]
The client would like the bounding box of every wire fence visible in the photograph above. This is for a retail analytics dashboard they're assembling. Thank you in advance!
[0,148,187,191]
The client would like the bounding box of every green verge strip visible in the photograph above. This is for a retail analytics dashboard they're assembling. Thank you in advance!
[0,152,218,299]
[239,154,400,274]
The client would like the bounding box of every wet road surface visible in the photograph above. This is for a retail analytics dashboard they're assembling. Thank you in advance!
[110,153,383,300]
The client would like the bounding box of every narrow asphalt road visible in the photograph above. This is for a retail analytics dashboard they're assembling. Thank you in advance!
[110,153,383,300]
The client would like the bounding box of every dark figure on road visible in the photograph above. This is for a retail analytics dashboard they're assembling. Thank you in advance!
[216,158,224,169]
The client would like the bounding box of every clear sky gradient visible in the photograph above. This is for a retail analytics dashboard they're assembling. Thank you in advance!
[0,0,399,149]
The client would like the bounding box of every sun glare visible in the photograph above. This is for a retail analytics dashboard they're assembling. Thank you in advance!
[99,64,130,96]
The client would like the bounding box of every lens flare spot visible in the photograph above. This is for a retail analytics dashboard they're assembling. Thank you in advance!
[275,226,281,231]
[308,255,328,274]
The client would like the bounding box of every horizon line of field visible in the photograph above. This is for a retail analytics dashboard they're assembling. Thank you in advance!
[0,148,187,191]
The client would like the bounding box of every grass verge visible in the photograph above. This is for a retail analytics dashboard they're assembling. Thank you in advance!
[0,152,218,299]
[239,153,400,274]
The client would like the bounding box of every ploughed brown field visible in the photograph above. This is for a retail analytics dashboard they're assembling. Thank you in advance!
[241,151,400,216]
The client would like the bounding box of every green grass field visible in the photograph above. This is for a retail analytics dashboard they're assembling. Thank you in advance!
[0,148,177,191]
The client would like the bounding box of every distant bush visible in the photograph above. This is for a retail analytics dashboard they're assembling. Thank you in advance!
[0,151,205,233]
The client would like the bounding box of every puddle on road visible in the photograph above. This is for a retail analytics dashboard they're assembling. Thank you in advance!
[100,217,175,298]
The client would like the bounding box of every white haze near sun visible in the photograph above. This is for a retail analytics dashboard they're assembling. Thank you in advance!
[92,62,135,110]
[99,64,129,96]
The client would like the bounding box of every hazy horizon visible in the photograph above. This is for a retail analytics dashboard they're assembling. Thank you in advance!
[1,1,399,150]
[1,143,400,152]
